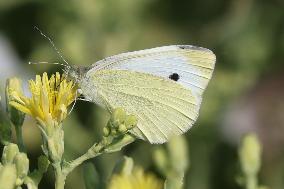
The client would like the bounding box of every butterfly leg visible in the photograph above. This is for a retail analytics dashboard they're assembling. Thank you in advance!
[68,90,79,115]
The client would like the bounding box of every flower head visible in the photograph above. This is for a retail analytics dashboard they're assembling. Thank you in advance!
[8,72,77,130]
[108,167,163,189]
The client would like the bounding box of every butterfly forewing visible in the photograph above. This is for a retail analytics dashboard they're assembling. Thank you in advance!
[89,45,216,102]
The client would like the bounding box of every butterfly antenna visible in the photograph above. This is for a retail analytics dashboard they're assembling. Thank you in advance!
[28,61,66,66]
[34,26,70,67]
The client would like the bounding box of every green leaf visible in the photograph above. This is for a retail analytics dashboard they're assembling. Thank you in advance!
[37,155,50,173]
[83,162,100,189]
[27,155,49,186]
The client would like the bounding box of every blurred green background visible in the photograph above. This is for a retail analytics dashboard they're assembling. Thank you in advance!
[0,0,284,188]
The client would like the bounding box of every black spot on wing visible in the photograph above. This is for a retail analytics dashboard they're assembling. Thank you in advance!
[169,73,180,81]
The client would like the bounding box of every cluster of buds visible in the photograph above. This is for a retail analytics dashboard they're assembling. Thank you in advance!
[0,143,29,188]
[103,108,138,138]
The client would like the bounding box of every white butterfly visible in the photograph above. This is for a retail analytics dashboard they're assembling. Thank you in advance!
[67,45,216,144]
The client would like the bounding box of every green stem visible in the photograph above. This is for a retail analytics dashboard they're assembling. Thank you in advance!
[51,142,107,189]
[63,135,135,175]
[246,175,257,189]
[15,125,25,152]
[63,140,108,175]
[52,134,135,189]
[54,163,66,189]
[24,176,39,189]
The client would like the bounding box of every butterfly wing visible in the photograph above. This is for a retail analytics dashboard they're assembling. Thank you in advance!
[83,45,216,143]
[90,45,216,102]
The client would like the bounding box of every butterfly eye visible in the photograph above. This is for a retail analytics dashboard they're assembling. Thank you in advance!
[169,73,180,81]
[77,89,83,94]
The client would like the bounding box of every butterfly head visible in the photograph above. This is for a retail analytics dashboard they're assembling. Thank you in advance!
[64,65,90,85]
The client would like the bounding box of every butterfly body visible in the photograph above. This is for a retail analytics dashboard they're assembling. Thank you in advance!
[68,45,216,143]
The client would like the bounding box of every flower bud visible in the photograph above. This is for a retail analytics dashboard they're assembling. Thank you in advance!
[111,129,117,136]
[14,153,29,178]
[103,127,110,137]
[0,164,17,189]
[168,136,189,174]
[118,124,127,133]
[5,78,25,127]
[2,143,19,164]
[239,134,262,177]
[15,178,23,186]
[111,108,126,127]
[153,148,168,174]
[124,115,138,129]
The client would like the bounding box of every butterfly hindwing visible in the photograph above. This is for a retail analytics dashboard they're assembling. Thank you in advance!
[87,70,199,143]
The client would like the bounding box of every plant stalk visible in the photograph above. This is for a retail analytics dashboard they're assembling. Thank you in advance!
[15,125,25,152]
[63,135,135,175]
[53,135,135,188]
[63,141,107,175]
[246,175,257,189]
[54,163,66,189]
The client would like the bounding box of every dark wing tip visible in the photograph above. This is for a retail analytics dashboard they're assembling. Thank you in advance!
[177,45,212,52]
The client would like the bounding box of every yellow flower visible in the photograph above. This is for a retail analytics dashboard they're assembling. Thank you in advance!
[108,167,163,189]
[9,72,77,128]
